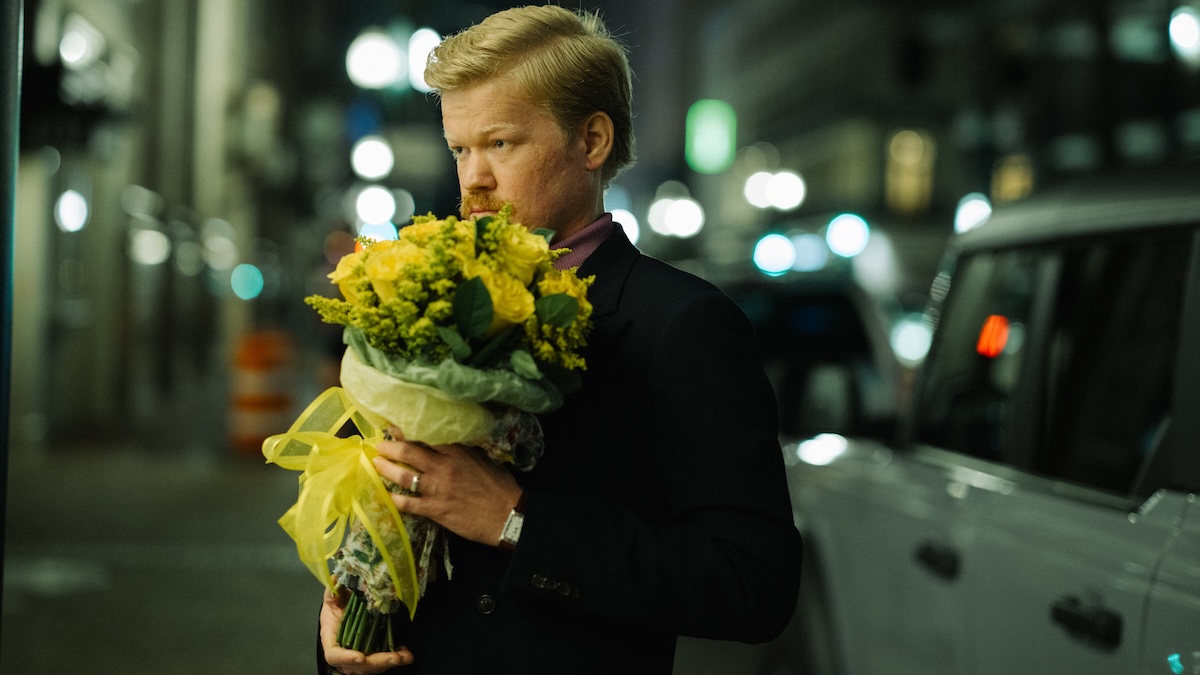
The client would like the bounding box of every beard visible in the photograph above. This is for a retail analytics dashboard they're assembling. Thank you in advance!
[459,192,507,219]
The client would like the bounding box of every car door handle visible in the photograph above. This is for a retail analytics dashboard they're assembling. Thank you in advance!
[1050,596,1122,651]
[914,540,960,581]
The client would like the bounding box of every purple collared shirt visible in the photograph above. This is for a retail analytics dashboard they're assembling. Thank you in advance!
[551,213,615,270]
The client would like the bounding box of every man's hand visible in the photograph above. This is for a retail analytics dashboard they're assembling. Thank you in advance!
[372,428,523,546]
[321,588,413,674]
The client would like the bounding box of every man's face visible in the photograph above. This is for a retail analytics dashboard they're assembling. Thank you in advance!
[441,78,597,238]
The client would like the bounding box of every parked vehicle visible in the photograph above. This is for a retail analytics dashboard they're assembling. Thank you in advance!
[724,277,900,443]
[773,168,1200,675]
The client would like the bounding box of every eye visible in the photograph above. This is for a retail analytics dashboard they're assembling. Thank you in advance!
[493,139,507,149]
[449,146,464,159]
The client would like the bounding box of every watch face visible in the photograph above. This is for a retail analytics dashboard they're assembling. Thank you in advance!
[502,510,524,544]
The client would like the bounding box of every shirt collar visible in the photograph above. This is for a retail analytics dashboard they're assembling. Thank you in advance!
[551,213,615,270]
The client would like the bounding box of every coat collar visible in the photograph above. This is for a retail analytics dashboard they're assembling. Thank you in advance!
[576,224,639,319]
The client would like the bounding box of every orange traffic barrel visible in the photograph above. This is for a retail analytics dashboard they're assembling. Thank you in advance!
[229,330,296,456]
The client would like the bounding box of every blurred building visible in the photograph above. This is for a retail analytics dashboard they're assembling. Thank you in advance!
[10,0,1200,453]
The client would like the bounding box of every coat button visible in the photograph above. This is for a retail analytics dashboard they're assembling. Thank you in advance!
[477,594,497,615]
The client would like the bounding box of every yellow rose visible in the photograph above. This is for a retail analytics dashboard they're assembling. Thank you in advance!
[365,241,425,303]
[464,259,534,336]
[328,250,367,304]
[495,224,549,286]
[538,269,594,319]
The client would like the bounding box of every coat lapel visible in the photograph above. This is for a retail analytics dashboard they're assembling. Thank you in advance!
[576,225,637,338]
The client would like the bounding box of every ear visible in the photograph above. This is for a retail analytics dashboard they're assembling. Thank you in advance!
[579,111,614,172]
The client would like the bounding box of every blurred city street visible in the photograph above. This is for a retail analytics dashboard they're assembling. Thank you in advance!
[1,438,319,673]
[0,432,782,675]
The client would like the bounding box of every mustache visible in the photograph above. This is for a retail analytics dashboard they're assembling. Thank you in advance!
[459,193,506,218]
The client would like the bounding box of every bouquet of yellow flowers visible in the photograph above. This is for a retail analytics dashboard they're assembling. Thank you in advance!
[262,205,592,653]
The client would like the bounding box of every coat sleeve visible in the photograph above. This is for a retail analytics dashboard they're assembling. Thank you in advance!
[502,289,804,643]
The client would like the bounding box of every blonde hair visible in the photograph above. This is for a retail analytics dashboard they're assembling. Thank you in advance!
[424,5,636,185]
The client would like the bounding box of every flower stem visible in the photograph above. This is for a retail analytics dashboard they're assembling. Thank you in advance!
[342,590,364,650]
[366,609,382,653]
[350,595,368,652]
[336,592,352,647]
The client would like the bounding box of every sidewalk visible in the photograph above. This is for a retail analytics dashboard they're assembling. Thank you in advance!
[1,442,320,674]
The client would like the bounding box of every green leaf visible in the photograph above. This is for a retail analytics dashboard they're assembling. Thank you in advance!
[469,325,518,368]
[536,293,578,328]
[437,326,472,360]
[453,276,493,339]
[476,215,494,236]
[532,228,555,244]
[510,349,542,380]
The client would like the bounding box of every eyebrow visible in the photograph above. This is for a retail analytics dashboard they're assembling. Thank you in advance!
[444,123,522,141]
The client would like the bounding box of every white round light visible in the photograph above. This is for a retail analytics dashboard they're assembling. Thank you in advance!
[890,315,933,366]
[954,193,993,233]
[351,135,394,180]
[753,234,796,276]
[59,31,94,68]
[767,171,806,210]
[408,28,442,93]
[356,186,397,225]
[54,190,89,232]
[647,198,675,235]
[129,229,171,265]
[744,171,774,208]
[1171,7,1200,61]
[346,31,404,89]
[611,208,640,245]
[826,214,870,258]
[665,198,704,238]
[796,433,848,466]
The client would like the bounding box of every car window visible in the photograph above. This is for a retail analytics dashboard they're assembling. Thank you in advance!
[1039,233,1189,495]
[916,231,1191,497]
[914,249,1039,462]
[730,284,889,439]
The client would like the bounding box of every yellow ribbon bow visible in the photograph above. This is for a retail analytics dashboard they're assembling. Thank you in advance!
[262,387,419,618]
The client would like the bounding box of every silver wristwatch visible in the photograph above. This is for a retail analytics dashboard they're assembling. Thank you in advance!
[499,495,526,551]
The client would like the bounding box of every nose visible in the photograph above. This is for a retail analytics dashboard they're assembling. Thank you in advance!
[458,152,496,192]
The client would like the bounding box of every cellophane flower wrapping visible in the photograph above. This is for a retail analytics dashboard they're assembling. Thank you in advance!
[294,205,593,652]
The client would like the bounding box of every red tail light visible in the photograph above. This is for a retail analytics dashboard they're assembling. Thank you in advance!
[976,314,1010,358]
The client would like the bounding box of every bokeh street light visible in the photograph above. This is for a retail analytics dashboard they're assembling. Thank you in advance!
[1171,6,1200,65]
[826,214,870,258]
[350,135,395,180]
[346,30,405,89]
[753,233,795,276]
[408,28,442,93]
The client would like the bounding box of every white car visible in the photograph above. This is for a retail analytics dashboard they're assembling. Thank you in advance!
[773,170,1200,675]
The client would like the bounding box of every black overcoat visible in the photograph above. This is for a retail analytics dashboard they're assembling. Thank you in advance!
[320,225,803,674]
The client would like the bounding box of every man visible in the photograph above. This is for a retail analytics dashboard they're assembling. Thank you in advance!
[320,6,802,674]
